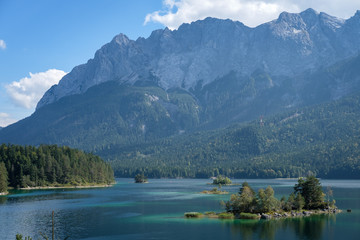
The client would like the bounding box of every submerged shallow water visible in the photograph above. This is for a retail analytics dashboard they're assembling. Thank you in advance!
[0,178,359,239]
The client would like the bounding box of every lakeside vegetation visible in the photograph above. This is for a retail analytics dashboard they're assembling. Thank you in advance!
[0,144,114,191]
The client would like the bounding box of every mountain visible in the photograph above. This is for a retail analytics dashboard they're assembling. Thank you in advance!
[1,9,360,176]
[36,8,360,109]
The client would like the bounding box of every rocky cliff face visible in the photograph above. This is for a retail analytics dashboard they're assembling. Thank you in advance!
[37,9,360,109]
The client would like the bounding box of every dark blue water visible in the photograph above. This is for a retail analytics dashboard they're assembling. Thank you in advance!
[0,179,359,239]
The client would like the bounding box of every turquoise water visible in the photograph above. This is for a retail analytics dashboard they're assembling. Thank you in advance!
[0,179,359,239]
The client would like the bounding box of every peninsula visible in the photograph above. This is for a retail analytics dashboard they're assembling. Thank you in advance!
[0,144,115,192]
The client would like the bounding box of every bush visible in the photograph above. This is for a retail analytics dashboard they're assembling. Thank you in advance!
[204,211,216,215]
[218,212,234,219]
[239,212,259,219]
[184,212,203,218]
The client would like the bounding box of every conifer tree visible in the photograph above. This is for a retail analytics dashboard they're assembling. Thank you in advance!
[294,176,324,209]
[0,162,8,193]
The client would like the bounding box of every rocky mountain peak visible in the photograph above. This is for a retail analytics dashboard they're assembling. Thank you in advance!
[112,33,131,46]
[277,11,303,24]
[36,10,360,109]
[300,8,319,26]
[355,10,360,17]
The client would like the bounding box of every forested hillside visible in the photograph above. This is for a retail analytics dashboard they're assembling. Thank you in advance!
[104,92,360,179]
[0,82,201,152]
[0,144,114,189]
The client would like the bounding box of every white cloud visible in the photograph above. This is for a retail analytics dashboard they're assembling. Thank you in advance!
[0,112,16,127]
[0,39,6,50]
[145,0,360,29]
[5,69,67,109]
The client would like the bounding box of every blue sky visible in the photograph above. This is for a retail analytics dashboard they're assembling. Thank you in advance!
[0,0,164,126]
[1,0,360,127]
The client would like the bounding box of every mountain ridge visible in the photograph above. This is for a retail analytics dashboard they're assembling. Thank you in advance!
[37,9,360,109]
[2,53,360,152]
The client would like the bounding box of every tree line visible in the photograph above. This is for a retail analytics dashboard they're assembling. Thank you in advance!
[0,144,114,192]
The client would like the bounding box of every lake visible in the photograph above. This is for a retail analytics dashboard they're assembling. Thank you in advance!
[0,179,359,239]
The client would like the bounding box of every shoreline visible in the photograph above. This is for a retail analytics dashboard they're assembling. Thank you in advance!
[200,190,229,194]
[18,183,115,190]
[185,209,342,220]
[0,191,8,196]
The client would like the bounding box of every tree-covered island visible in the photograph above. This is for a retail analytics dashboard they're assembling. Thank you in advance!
[186,176,338,220]
[212,175,232,185]
[134,173,148,183]
[0,144,114,193]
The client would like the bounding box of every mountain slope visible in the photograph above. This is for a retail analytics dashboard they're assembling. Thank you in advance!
[0,81,200,151]
[106,91,360,179]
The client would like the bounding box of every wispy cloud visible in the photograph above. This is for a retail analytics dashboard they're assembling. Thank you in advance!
[0,112,16,127]
[0,39,6,50]
[144,0,360,29]
[5,69,67,109]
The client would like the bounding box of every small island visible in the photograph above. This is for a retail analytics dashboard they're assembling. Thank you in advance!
[211,175,234,185]
[187,176,339,220]
[134,173,148,183]
[201,187,228,195]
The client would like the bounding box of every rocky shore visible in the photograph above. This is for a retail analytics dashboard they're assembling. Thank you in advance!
[185,208,341,221]
[259,208,341,220]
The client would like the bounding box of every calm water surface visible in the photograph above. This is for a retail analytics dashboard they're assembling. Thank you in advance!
[0,178,359,239]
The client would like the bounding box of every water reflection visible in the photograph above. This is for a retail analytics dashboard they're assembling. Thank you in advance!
[228,214,336,240]
[0,196,7,204]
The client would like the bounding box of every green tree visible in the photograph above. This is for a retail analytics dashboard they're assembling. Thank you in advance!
[213,175,232,185]
[294,176,324,209]
[257,186,279,212]
[134,173,148,183]
[294,193,305,210]
[284,193,295,211]
[0,162,8,193]
[229,185,257,213]
[264,186,279,212]
[239,181,255,195]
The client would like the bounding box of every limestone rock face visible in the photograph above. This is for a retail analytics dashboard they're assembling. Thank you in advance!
[37,9,360,109]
